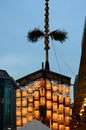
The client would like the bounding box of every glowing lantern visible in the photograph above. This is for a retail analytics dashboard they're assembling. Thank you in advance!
[34,81,39,90]
[53,112,58,121]
[34,91,39,99]
[16,117,21,126]
[22,108,27,116]
[65,96,70,105]
[34,101,39,109]
[22,98,27,106]
[52,93,58,101]
[65,116,70,125]
[22,117,27,125]
[28,113,33,121]
[16,89,21,98]
[58,114,64,123]
[59,104,64,113]
[40,97,45,105]
[28,95,33,102]
[28,103,33,112]
[83,101,86,106]
[46,81,51,90]
[16,99,21,107]
[52,84,57,92]
[22,89,27,97]
[53,103,58,111]
[65,107,70,116]
[40,78,45,87]
[46,91,51,99]
[34,110,39,118]
[59,85,64,93]
[46,101,51,109]
[40,88,45,96]
[65,126,70,130]
[59,94,64,103]
[52,122,58,129]
[46,110,51,118]
[28,85,33,93]
[16,108,21,116]
[59,124,64,130]
[65,86,70,95]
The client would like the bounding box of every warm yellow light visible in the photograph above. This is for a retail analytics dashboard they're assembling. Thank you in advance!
[46,91,51,99]
[28,103,33,112]
[59,85,64,93]
[46,101,51,109]
[59,104,64,113]
[34,110,39,118]
[46,81,51,90]
[65,126,70,130]
[84,98,86,101]
[16,89,21,98]
[34,101,39,109]
[53,112,58,121]
[34,81,39,90]
[65,86,70,95]
[22,108,27,116]
[65,96,70,105]
[80,108,84,112]
[58,114,64,123]
[65,116,70,125]
[28,113,33,121]
[52,93,58,101]
[16,108,21,116]
[65,107,70,116]
[52,84,58,92]
[83,101,86,106]
[16,99,21,107]
[16,117,21,126]
[40,88,45,96]
[22,117,27,125]
[22,89,27,97]
[28,95,33,102]
[40,97,45,105]
[34,91,39,99]
[28,85,33,93]
[46,110,51,118]
[59,124,64,130]
[59,94,64,103]
[79,113,82,116]
[22,98,27,106]
[53,103,58,111]
[52,122,58,129]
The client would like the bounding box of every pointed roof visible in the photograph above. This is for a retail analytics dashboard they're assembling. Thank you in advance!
[18,119,51,130]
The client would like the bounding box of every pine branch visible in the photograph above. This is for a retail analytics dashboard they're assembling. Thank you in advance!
[49,30,68,43]
[27,28,44,42]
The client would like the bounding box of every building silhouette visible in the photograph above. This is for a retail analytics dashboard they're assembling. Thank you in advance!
[73,17,86,124]
[0,69,17,130]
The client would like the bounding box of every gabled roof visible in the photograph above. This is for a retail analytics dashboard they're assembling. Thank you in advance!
[16,69,71,87]
[18,119,51,130]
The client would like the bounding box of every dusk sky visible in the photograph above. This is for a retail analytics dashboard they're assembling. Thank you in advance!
[0,0,86,101]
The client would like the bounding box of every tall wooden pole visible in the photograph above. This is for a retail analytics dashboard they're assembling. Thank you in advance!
[44,0,50,70]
